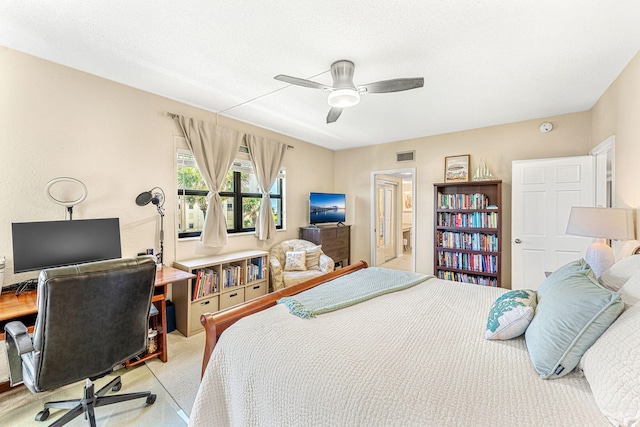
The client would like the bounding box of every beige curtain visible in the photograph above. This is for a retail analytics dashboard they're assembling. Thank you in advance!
[177,116,243,247]
[246,136,288,241]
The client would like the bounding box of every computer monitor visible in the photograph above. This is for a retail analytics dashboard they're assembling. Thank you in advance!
[11,218,122,274]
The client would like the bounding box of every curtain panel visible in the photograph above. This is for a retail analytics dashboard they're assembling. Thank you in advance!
[246,136,288,241]
[176,116,243,247]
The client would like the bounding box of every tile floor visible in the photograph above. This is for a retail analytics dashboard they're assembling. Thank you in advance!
[0,365,187,426]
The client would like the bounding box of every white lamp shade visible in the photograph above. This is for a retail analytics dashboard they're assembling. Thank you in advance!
[566,207,635,240]
[566,206,635,276]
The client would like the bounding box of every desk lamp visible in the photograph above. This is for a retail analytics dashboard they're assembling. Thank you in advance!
[136,187,165,265]
[566,206,635,276]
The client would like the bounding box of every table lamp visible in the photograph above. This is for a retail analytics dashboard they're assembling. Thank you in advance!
[566,206,635,276]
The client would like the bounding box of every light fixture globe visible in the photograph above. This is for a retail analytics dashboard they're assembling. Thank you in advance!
[328,88,360,108]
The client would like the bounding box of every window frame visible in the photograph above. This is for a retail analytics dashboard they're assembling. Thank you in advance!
[177,149,285,239]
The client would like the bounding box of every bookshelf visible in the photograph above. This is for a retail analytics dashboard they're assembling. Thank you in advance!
[434,180,502,287]
[173,250,269,336]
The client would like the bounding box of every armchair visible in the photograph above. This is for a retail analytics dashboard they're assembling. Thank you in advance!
[269,239,334,291]
[4,256,158,426]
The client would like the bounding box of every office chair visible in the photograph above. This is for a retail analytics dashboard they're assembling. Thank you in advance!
[4,256,158,426]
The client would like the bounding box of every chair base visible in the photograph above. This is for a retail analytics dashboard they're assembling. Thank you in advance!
[35,376,156,427]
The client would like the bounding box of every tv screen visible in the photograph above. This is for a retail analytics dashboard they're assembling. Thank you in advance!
[12,218,122,274]
[309,192,346,225]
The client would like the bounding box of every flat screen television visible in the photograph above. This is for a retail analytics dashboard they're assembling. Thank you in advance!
[11,218,122,274]
[309,192,346,225]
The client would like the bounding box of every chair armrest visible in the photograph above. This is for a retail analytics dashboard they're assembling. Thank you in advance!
[319,254,335,273]
[270,258,284,291]
[4,321,33,385]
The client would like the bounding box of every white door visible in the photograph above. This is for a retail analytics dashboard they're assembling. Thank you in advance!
[374,180,397,265]
[512,156,595,290]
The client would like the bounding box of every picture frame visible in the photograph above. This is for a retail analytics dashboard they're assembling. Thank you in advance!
[444,154,470,183]
[403,191,412,212]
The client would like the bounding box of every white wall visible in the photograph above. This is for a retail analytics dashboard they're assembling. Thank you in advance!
[0,48,334,286]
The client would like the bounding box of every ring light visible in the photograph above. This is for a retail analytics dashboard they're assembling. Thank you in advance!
[45,177,88,219]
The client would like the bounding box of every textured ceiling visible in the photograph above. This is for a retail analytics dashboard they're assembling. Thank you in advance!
[1,1,639,150]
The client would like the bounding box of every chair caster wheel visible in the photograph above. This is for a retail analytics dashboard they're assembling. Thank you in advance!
[35,408,50,421]
[146,394,157,405]
[111,382,122,392]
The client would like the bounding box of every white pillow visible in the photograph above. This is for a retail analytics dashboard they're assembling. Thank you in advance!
[295,244,322,271]
[485,289,537,340]
[580,303,640,425]
[598,254,640,291]
[284,251,307,271]
[618,269,640,307]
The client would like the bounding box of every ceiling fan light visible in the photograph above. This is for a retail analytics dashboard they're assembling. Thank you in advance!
[328,89,360,108]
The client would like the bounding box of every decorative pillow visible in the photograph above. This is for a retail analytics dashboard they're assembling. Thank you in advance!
[618,269,640,307]
[304,245,322,271]
[525,259,624,379]
[598,254,640,291]
[284,251,307,271]
[580,303,640,425]
[485,289,537,340]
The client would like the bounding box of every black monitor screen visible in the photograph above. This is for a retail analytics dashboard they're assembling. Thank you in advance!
[11,218,122,274]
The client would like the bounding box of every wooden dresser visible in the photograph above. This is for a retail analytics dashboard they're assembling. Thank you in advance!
[299,225,351,267]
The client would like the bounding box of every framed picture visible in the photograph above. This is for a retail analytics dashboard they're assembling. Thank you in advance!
[403,191,412,212]
[444,155,470,183]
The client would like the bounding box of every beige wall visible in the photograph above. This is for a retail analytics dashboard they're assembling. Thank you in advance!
[335,111,593,288]
[591,51,640,210]
[0,48,334,286]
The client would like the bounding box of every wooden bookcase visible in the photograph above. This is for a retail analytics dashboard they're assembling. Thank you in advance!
[433,180,502,287]
[173,250,269,336]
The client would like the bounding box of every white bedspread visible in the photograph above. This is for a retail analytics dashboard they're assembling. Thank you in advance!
[189,277,609,426]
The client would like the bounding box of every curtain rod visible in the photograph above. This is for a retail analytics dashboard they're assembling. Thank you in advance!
[163,111,294,149]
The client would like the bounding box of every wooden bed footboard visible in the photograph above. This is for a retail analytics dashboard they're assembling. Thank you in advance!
[199,260,369,377]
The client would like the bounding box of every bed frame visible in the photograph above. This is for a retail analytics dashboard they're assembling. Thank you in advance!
[199,260,369,376]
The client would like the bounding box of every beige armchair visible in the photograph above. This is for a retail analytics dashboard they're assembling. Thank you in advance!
[269,239,334,291]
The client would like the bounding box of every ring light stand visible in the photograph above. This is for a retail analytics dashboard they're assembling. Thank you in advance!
[45,177,88,220]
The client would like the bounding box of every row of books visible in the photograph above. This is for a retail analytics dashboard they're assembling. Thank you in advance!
[221,265,243,290]
[437,212,498,228]
[247,257,267,283]
[437,251,499,273]
[192,268,219,300]
[436,231,499,252]
[437,270,498,287]
[437,192,494,210]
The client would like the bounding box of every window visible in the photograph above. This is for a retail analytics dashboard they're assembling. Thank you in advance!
[177,149,285,238]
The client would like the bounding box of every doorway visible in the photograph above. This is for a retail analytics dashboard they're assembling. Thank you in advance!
[370,168,416,271]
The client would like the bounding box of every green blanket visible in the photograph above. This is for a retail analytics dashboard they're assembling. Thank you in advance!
[277,267,431,318]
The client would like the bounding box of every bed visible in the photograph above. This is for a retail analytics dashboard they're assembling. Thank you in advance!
[189,259,640,426]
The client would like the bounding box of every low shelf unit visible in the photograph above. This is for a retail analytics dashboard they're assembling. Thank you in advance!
[434,180,502,287]
[173,250,269,337]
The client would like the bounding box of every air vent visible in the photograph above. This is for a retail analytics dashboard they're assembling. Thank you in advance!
[396,151,415,162]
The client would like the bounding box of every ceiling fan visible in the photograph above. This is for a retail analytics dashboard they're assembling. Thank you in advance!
[274,60,424,124]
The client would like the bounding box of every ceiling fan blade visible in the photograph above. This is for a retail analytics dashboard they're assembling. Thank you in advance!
[274,74,332,90]
[359,77,424,94]
[326,107,343,124]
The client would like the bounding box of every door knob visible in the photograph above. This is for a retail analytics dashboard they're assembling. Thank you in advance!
[514,239,522,244]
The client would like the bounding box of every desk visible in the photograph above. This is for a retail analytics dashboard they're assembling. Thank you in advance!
[0,266,194,391]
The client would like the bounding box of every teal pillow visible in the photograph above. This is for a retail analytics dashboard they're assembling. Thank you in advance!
[525,259,624,379]
[485,289,537,340]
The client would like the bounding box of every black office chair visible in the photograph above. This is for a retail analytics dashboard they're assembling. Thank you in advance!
[4,256,158,426]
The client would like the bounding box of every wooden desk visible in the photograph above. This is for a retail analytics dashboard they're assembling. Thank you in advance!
[0,266,194,387]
